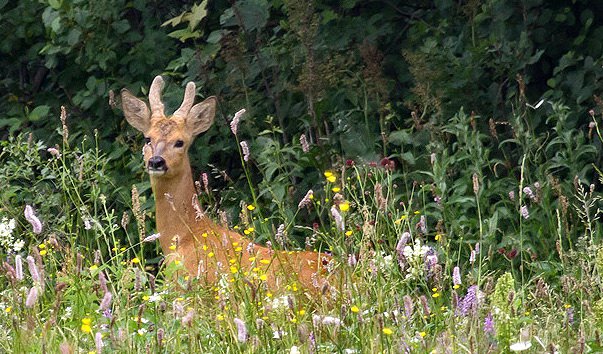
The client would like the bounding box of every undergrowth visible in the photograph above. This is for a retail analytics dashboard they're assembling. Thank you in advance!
[0,102,602,353]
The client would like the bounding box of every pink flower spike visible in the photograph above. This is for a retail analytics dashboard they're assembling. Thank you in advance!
[24,205,42,234]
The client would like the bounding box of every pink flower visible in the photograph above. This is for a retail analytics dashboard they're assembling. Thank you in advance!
[233,318,248,342]
[240,141,250,162]
[24,205,42,234]
[230,109,246,135]
[25,286,39,308]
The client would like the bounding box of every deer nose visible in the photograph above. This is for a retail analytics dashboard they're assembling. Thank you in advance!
[148,156,167,171]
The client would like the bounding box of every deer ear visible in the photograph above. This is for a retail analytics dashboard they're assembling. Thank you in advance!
[187,96,217,136]
[121,89,151,133]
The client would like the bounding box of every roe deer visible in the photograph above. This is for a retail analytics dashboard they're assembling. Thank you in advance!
[121,76,334,295]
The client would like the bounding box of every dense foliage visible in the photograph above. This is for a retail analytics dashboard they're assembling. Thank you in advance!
[2,0,603,351]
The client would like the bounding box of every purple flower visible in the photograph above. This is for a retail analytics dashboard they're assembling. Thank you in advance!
[458,285,480,316]
[24,205,42,234]
[95,332,103,354]
[403,295,414,318]
[26,286,39,308]
[520,205,530,219]
[234,318,248,342]
[452,266,461,287]
[26,256,41,283]
[15,255,23,281]
[330,206,344,231]
[484,312,495,335]
[100,291,112,311]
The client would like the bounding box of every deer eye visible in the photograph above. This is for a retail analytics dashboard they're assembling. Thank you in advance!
[174,140,184,148]
[144,137,151,144]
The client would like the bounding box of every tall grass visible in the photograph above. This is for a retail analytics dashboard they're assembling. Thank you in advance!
[0,103,602,353]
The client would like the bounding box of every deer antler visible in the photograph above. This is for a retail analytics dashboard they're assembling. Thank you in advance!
[149,76,165,118]
[173,82,196,118]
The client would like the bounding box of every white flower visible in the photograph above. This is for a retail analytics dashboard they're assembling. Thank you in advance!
[148,293,162,303]
[290,346,300,354]
[137,328,148,336]
[509,341,532,351]
[12,239,25,252]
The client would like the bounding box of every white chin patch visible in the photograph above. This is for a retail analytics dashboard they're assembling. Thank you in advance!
[147,169,167,176]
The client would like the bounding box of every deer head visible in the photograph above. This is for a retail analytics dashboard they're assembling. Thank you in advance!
[121,76,217,178]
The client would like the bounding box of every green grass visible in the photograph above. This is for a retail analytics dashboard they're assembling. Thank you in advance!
[1,104,603,353]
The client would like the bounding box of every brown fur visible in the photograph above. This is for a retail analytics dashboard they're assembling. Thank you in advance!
[122,76,334,296]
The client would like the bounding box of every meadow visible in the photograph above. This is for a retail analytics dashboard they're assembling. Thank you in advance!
[0,100,602,354]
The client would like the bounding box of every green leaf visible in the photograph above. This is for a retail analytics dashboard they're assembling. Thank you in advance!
[48,0,61,10]
[187,0,208,31]
[28,105,50,122]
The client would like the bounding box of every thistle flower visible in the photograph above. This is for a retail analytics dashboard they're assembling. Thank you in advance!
[520,205,530,219]
[300,134,310,153]
[452,266,462,287]
[233,317,248,342]
[26,286,39,308]
[24,205,42,234]
[298,190,314,209]
[330,206,344,231]
[26,256,41,284]
[230,108,246,135]
[15,255,23,281]
[240,141,250,162]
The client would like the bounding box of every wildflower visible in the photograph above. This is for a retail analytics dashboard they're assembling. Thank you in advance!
[351,305,360,313]
[13,239,25,252]
[26,256,41,284]
[25,286,39,308]
[520,205,529,219]
[300,134,310,152]
[330,206,344,231]
[523,187,535,201]
[332,186,341,193]
[395,232,410,257]
[275,224,286,247]
[290,346,301,354]
[483,312,495,335]
[430,153,436,165]
[15,255,23,280]
[47,147,61,158]
[509,341,532,351]
[509,190,515,201]
[458,285,482,316]
[324,171,336,183]
[347,253,357,267]
[345,230,353,237]
[131,257,141,264]
[452,266,462,288]
[472,173,479,195]
[247,204,255,211]
[100,292,112,311]
[382,327,393,335]
[81,318,92,333]
[312,314,341,327]
[339,201,350,212]
[230,108,245,135]
[95,332,103,353]
[24,205,42,234]
[403,295,414,318]
[417,215,427,234]
[142,233,161,243]
[469,250,476,264]
[240,141,250,162]
[298,190,314,209]
[233,318,248,342]
[0,217,16,252]
[182,310,195,327]
[419,331,427,338]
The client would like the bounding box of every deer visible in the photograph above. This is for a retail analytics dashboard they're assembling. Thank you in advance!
[121,76,334,296]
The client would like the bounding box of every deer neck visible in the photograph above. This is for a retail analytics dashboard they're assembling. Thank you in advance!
[150,158,208,253]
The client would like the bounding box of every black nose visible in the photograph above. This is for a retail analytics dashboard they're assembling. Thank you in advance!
[148,156,167,170]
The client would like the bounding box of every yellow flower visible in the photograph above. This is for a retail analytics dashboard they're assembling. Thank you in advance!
[174,260,181,265]
[5,306,11,313]
[38,244,46,249]
[202,232,208,238]
[414,211,420,215]
[332,187,341,193]
[38,249,47,256]
[89,265,98,271]
[325,172,336,183]
[339,202,350,212]
[432,292,440,298]
[435,233,443,241]
[259,274,268,281]
[351,305,360,313]
[142,295,150,301]
[382,327,393,335]
[260,259,270,265]
[247,205,256,211]
[298,309,306,316]
[216,314,224,321]
[419,331,427,338]
[230,266,238,274]
[208,252,215,258]
[81,318,92,333]
[169,244,177,251]
[131,257,140,264]
[235,246,242,252]
[345,230,353,237]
